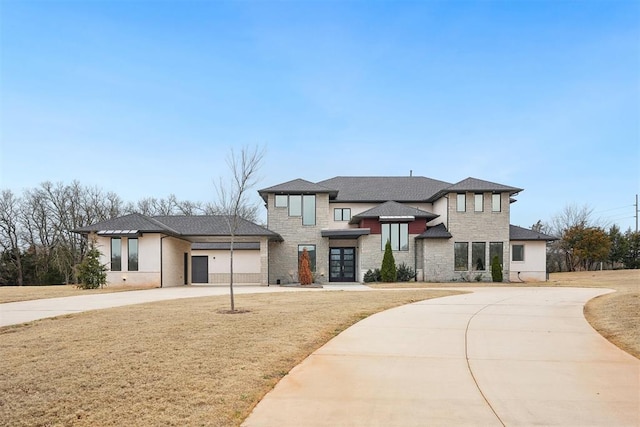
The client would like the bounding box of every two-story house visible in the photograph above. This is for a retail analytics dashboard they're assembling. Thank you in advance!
[259,176,555,284]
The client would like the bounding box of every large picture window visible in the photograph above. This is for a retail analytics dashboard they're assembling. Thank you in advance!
[381,223,409,251]
[454,242,468,271]
[490,242,503,265]
[472,242,486,270]
[128,238,138,271]
[111,237,122,271]
[298,245,316,272]
[457,193,466,212]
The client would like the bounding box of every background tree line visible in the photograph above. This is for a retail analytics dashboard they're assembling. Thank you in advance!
[534,204,639,272]
[0,180,260,286]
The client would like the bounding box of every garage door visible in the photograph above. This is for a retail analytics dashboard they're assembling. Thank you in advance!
[192,256,208,283]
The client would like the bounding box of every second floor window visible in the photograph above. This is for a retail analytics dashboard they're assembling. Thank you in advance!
[457,193,466,212]
[474,194,484,212]
[334,208,351,221]
[492,193,501,212]
[381,223,409,251]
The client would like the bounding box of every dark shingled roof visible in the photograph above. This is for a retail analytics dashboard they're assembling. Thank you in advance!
[75,214,281,240]
[416,223,452,239]
[510,225,558,241]
[258,178,337,201]
[74,213,179,235]
[318,176,452,202]
[351,201,438,223]
[427,177,523,202]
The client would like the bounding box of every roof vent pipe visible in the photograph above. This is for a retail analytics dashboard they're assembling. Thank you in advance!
[410,170,413,177]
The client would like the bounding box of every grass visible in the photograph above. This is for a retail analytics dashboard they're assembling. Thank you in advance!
[0,284,158,304]
[369,269,640,358]
[0,289,460,427]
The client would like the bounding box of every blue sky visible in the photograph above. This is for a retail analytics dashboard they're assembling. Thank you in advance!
[1,1,638,230]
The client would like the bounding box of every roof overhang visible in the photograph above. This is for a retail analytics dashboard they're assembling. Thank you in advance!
[379,216,415,222]
[321,228,371,239]
[97,230,141,238]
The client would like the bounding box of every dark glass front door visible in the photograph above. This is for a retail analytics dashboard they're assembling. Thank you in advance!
[329,248,356,282]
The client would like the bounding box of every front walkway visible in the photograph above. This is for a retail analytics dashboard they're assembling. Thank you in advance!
[242,287,640,427]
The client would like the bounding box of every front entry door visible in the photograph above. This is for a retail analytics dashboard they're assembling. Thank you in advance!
[329,248,356,282]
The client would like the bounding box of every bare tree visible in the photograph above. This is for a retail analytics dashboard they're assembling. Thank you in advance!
[0,190,24,285]
[214,145,265,312]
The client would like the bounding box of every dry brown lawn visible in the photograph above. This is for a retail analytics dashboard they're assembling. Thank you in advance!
[0,289,460,427]
[0,284,158,304]
[369,269,640,358]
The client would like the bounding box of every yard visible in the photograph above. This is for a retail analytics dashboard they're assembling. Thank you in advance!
[0,289,459,427]
[0,284,158,304]
[0,270,636,426]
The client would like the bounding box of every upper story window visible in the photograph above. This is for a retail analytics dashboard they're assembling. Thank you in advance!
[302,195,316,226]
[275,195,288,208]
[456,193,466,212]
[381,223,409,251]
[474,194,484,212]
[289,195,302,216]
[492,193,501,212]
[111,237,122,271]
[276,194,316,225]
[128,238,138,272]
[512,244,525,262]
[334,208,351,221]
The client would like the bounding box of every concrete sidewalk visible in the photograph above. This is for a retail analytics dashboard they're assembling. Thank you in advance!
[0,283,370,327]
[242,287,640,427]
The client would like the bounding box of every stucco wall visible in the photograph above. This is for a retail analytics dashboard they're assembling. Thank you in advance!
[509,240,548,282]
[161,236,191,287]
[91,232,162,287]
[192,248,261,284]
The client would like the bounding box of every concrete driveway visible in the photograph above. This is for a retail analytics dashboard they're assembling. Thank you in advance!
[242,287,640,427]
[0,284,370,327]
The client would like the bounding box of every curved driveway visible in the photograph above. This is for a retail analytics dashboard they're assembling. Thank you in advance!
[243,287,640,427]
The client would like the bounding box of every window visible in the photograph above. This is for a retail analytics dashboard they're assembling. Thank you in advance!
[490,242,503,265]
[111,237,121,271]
[275,195,288,208]
[492,193,501,212]
[512,244,525,262]
[128,238,138,271]
[381,223,409,251]
[472,242,486,270]
[302,195,316,226]
[474,194,484,212]
[456,193,466,212]
[288,195,302,216]
[454,242,468,271]
[334,208,351,221]
[298,245,316,272]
